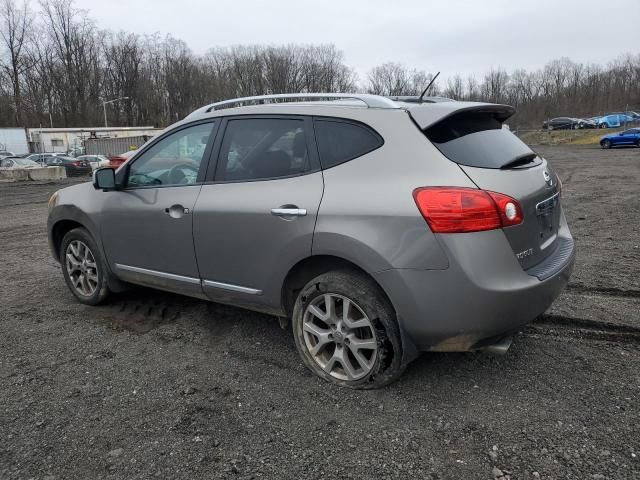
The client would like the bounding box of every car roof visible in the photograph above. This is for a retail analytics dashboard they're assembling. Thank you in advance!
[179,94,513,131]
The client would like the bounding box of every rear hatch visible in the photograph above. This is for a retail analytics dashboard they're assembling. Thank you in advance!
[414,105,561,270]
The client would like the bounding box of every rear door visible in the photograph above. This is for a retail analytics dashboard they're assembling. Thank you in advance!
[193,116,323,311]
[420,108,562,270]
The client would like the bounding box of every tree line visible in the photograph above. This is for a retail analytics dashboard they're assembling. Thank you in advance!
[1,0,638,130]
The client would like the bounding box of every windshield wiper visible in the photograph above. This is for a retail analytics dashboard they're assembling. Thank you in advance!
[500,153,539,170]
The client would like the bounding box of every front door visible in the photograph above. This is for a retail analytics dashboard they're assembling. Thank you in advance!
[100,121,217,298]
[193,116,323,312]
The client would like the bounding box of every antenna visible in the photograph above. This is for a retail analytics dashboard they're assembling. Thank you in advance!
[419,72,440,102]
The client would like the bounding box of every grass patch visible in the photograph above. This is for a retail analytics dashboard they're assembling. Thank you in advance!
[517,128,622,146]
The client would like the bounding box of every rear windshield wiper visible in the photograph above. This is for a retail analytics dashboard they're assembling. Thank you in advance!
[500,153,540,170]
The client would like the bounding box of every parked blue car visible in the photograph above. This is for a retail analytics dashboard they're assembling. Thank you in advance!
[595,114,634,128]
[600,128,640,148]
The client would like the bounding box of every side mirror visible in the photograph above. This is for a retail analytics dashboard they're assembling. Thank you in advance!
[93,167,117,190]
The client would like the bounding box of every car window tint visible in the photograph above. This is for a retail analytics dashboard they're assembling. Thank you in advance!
[314,119,383,169]
[127,122,214,188]
[217,118,309,181]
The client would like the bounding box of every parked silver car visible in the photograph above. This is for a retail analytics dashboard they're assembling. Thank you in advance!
[47,93,575,388]
[77,154,110,171]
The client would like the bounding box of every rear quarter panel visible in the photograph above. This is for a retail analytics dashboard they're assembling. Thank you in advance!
[313,109,476,272]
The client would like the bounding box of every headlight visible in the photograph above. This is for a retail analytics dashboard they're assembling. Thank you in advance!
[48,191,59,212]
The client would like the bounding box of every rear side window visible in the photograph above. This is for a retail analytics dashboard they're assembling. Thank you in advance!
[424,110,539,169]
[216,118,310,181]
[314,119,383,169]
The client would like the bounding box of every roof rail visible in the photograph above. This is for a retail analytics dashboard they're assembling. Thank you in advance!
[186,93,400,118]
[387,95,455,104]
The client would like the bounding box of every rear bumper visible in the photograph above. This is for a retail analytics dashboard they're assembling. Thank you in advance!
[374,224,575,353]
[66,166,92,176]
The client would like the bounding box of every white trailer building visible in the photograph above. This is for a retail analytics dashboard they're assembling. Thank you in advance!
[26,126,162,155]
[0,128,29,154]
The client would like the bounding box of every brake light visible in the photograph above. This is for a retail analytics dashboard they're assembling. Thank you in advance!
[413,187,523,233]
[71,161,81,167]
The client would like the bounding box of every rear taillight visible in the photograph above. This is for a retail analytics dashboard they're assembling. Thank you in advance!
[413,187,524,233]
[71,161,81,167]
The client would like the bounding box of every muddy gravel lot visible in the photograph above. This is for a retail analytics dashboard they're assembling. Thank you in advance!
[1,145,639,480]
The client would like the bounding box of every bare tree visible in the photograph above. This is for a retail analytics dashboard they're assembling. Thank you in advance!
[0,0,32,125]
[366,62,437,96]
[1,0,639,131]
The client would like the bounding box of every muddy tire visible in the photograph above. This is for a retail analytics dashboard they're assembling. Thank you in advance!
[601,140,611,149]
[60,227,111,305]
[292,270,404,389]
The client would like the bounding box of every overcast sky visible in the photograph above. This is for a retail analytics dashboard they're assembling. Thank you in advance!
[75,0,639,82]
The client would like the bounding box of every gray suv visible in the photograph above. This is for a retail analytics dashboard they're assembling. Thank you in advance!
[47,93,575,388]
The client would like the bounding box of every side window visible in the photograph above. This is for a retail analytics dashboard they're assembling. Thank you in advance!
[127,122,215,187]
[216,118,309,181]
[314,119,383,169]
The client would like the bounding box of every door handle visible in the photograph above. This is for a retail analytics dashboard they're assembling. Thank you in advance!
[271,208,307,217]
[164,204,190,218]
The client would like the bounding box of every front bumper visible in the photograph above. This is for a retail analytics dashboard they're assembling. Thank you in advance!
[374,225,575,353]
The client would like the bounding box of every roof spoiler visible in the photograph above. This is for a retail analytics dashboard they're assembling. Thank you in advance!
[408,102,516,130]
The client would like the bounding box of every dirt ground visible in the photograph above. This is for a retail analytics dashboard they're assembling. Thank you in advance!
[1,145,639,480]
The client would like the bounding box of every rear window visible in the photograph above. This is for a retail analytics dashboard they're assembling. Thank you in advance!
[424,110,540,169]
[314,119,383,169]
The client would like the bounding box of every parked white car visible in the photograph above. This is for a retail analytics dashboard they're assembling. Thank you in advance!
[0,157,40,169]
[77,155,110,171]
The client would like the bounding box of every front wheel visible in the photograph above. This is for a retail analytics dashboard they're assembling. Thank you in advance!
[601,140,611,149]
[292,270,404,389]
[60,227,111,305]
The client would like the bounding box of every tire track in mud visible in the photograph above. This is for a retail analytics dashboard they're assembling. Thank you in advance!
[530,314,640,344]
[566,283,640,299]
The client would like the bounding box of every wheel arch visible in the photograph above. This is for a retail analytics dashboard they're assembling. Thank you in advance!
[51,219,85,261]
[281,254,388,318]
[281,254,420,366]
[49,212,128,293]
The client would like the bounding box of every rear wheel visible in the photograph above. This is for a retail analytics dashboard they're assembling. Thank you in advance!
[601,139,611,149]
[60,228,111,305]
[573,123,580,130]
[292,270,404,389]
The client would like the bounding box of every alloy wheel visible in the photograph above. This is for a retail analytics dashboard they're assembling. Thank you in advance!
[302,293,378,381]
[65,240,99,296]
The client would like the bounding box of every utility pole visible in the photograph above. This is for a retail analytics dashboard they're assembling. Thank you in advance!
[102,97,130,128]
